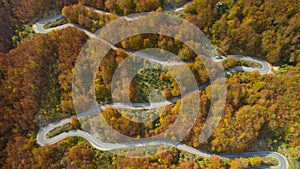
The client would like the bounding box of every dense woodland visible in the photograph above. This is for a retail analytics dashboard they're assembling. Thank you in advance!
[185,0,300,65]
[60,0,300,65]
[0,0,188,53]
[62,3,118,32]
[79,0,189,15]
[0,0,299,168]
[0,0,80,53]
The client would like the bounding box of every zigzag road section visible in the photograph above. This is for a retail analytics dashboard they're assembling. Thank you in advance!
[33,2,288,169]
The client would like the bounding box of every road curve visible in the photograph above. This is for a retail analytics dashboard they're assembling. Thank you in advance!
[38,116,287,169]
[34,2,287,169]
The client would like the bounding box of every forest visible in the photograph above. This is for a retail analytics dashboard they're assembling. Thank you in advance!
[184,0,300,65]
[0,0,299,168]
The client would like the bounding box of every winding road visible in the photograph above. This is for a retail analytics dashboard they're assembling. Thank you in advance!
[33,2,288,169]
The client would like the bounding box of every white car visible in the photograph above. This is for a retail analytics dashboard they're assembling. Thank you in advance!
[216,55,225,60]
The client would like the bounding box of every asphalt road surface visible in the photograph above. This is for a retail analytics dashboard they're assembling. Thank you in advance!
[34,2,287,169]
